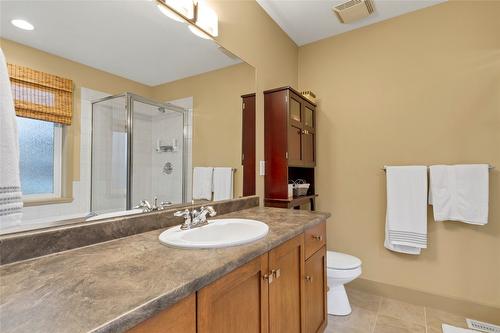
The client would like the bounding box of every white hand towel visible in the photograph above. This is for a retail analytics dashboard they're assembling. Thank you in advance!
[0,48,23,229]
[429,164,489,225]
[213,167,234,201]
[384,166,428,255]
[442,324,479,333]
[192,167,213,201]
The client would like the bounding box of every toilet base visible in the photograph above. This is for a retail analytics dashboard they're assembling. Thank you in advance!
[327,284,352,316]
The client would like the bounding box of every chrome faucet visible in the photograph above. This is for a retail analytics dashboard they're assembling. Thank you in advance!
[134,197,173,212]
[174,206,217,230]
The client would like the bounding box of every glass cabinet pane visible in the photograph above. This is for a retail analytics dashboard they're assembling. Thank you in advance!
[290,98,301,122]
[304,106,314,128]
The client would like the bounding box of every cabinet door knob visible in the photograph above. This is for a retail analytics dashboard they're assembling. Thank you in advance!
[312,235,323,241]
[305,276,313,282]
[263,273,273,284]
[272,268,281,279]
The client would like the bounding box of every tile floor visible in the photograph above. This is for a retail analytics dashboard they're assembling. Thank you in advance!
[325,287,471,333]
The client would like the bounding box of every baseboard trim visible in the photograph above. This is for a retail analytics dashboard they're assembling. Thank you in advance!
[348,278,500,324]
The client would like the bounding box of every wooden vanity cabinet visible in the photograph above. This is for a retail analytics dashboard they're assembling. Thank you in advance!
[304,247,327,333]
[127,222,327,333]
[127,294,196,333]
[268,234,305,333]
[197,254,269,333]
[198,234,305,333]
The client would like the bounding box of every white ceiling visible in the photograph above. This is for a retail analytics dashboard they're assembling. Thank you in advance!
[0,1,242,86]
[257,0,446,46]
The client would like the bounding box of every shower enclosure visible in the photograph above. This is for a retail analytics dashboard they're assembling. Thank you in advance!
[91,93,187,214]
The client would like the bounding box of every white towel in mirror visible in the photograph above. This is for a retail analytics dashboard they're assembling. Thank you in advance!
[213,167,234,201]
[192,167,213,201]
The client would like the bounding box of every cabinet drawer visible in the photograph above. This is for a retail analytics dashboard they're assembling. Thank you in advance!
[304,222,326,259]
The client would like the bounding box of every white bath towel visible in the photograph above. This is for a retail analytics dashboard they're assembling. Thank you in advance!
[442,324,479,333]
[192,167,213,201]
[0,48,23,229]
[384,166,428,255]
[429,164,489,225]
[213,167,234,201]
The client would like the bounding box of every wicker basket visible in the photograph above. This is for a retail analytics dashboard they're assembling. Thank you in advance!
[292,179,310,197]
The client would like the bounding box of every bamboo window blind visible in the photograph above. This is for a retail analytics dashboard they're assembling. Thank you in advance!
[7,64,73,125]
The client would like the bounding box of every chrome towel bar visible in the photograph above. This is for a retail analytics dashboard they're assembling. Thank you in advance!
[382,165,494,172]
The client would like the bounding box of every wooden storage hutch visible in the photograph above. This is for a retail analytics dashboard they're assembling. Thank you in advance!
[264,86,317,210]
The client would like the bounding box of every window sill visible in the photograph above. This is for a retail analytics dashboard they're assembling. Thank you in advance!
[23,197,74,207]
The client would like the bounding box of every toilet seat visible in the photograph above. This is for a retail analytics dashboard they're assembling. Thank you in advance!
[327,251,362,270]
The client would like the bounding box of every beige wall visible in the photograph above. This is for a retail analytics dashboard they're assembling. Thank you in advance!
[298,1,500,308]
[153,63,255,198]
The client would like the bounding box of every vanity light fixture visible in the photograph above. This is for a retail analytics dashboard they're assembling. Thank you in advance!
[157,0,194,22]
[191,0,218,38]
[188,24,212,40]
[11,19,34,31]
[156,0,218,39]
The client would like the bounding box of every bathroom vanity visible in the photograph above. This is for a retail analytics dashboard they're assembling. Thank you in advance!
[129,221,327,333]
[0,200,330,333]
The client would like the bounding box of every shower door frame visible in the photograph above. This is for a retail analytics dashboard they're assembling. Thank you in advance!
[90,92,188,212]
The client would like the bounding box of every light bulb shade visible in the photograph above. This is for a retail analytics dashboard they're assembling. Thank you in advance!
[159,0,194,20]
[195,1,218,37]
[188,24,212,40]
[157,3,184,22]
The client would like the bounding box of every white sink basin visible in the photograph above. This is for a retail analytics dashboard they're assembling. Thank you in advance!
[159,218,269,249]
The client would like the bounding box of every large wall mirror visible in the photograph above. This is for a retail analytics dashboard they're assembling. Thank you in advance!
[0,1,256,234]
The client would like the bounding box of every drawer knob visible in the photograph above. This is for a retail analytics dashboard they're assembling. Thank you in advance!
[312,235,323,241]
[305,276,313,282]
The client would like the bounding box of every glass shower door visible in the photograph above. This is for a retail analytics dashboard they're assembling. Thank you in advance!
[91,95,128,214]
[131,99,184,207]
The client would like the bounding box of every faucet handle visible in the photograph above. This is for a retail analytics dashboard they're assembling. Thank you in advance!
[202,206,217,217]
[174,209,190,218]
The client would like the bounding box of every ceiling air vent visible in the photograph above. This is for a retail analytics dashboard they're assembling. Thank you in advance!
[332,0,375,24]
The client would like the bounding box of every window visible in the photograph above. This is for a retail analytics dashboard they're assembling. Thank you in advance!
[17,117,62,199]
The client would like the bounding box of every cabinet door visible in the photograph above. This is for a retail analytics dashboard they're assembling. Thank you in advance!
[288,125,302,163]
[289,95,302,125]
[304,247,327,333]
[198,254,269,333]
[127,294,196,333]
[269,234,305,333]
[242,94,256,196]
[301,130,315,165]
[303,105,315,131]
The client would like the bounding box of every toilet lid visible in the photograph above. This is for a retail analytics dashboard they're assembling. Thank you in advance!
[327,251,362,270]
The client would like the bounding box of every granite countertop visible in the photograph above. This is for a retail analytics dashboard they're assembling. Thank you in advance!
[0,207,330,333]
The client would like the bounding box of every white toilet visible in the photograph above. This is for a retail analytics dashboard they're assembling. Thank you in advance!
[326,251,362,316]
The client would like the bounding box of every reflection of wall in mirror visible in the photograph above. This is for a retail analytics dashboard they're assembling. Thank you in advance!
[153,63,255,199]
